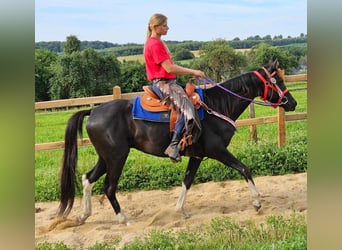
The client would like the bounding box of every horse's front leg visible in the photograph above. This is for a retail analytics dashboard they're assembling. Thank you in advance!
[213,149,262,211]
[247,177,262,210]
[176,156,202,217]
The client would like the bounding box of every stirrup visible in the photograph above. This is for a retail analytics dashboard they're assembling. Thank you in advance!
[164,145,181,163]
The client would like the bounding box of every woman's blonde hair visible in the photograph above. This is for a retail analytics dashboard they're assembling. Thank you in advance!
[146,13,168,39]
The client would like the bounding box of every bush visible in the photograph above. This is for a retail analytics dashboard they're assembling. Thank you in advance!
[235,139,307,177]
[35,139,307,202]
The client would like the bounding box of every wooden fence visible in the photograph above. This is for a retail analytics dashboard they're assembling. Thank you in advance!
[35,74,307,151]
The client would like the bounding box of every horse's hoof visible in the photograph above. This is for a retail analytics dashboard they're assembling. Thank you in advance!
[252,200,261,211]
[126,220,135,226]
[183,213,191,219]
[76,216,86,225]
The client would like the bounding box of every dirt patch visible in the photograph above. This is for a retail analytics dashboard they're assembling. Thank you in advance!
[35,173,307,249]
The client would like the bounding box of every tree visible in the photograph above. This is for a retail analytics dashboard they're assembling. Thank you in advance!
[64,35,81,54]
[273,35,283,40]
[35,49,57,101]
[192,39,247,81]
[119,61,147,93]
[49,48,121,99]
[173,47,195,61]
[246,43,298,73]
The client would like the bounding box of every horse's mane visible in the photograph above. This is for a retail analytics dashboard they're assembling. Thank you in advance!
[203,71,255,118]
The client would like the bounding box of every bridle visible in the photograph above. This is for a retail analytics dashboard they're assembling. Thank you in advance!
[200,67,289,108]
[253,67,289,108]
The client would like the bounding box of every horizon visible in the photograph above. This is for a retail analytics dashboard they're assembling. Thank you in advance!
[35,34,307,45]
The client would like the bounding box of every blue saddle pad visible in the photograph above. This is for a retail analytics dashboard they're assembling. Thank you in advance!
[132,88,204,122]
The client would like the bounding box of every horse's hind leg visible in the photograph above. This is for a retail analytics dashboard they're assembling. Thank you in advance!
[103,154,133,225]
[77,157,106,224]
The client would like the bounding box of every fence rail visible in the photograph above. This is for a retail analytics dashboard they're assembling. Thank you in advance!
[35,74,307,151]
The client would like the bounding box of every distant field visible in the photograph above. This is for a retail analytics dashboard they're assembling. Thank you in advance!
[117,54,145,63]
[117,48,251,63]
[235,48,251,53]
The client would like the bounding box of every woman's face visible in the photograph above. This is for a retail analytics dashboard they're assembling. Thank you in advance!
[154,22,169,36]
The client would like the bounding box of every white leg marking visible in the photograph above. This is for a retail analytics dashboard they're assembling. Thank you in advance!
[247,179,260,197]
[77,175,94,223]
[176,182,188,211]
[247,179,262,211]
[117,211,133,226]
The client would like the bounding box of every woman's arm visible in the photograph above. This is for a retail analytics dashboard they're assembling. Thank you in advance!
[161,60,205,78]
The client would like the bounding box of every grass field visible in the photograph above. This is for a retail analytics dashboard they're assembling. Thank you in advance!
[117,53,145,63]
[35,83,307,249]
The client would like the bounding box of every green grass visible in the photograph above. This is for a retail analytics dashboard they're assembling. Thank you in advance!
[35,110,80,143]
[35,212,306,249]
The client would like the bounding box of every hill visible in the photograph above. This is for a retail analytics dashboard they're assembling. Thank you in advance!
[35,35,307,55]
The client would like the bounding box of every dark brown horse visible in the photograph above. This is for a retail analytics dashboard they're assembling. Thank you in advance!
[58,60,297,225]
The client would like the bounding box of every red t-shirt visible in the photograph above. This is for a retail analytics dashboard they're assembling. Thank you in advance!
[144,37,176,81]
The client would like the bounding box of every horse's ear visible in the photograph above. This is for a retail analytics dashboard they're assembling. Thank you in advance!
[264,59,279,71]
[273,58,279,69]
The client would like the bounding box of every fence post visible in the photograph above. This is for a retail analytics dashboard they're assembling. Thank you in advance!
[249,103,258,143]
[113,86,122,99]
[277,107,286,147]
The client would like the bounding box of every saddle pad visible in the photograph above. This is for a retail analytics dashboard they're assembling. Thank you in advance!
[132,96,170,122]
[132,88,205,122]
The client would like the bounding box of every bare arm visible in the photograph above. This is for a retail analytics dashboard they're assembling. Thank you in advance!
[161,60,205,78]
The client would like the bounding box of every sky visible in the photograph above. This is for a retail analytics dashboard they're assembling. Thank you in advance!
[35,0,307,44]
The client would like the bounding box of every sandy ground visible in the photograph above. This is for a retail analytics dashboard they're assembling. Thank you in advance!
[35,173,307,249]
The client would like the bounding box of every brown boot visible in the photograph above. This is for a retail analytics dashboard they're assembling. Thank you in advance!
[164,132,182,162]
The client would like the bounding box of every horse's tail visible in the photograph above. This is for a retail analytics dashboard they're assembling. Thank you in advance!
[58,109,91,218]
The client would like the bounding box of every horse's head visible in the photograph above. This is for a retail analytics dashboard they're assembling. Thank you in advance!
[255,59,297,111]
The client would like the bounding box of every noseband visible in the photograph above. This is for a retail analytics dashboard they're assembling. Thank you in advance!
[253,67,289,107]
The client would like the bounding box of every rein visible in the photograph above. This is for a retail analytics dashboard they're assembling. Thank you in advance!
[199,100,237,129]
[193,68,289,128]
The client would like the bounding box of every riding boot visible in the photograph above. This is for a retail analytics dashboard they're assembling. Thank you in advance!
[164,132,182,163]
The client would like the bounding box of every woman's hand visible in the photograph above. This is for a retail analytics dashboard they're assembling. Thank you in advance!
[192,69,206,78]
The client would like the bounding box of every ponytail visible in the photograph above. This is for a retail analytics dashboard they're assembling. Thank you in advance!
[146,24,152,39]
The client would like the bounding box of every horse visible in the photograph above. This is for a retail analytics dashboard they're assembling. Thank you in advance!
[57,59,297,225]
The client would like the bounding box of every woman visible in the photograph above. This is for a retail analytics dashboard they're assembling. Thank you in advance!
[144,13,205,162]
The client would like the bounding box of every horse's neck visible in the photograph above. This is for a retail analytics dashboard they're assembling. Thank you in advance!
[206,73,259,121]
[231,100,252,121]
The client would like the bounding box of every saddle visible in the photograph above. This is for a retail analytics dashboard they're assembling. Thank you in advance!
[140,81,202,131]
